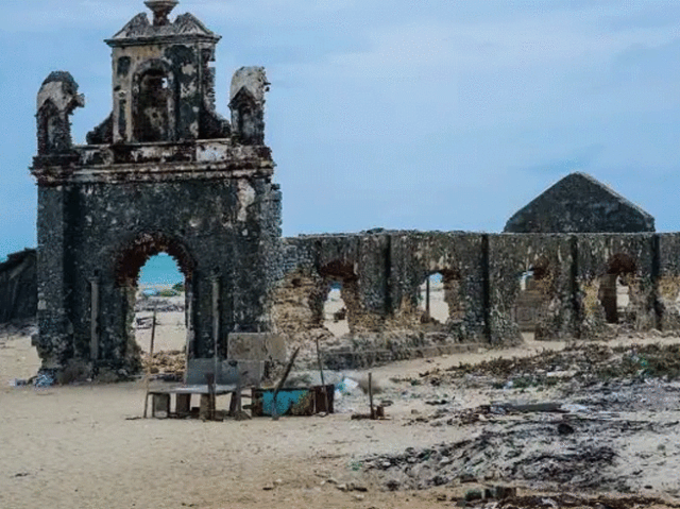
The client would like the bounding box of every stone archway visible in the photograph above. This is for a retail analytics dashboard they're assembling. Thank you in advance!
[113,233,196,368]
[115,233,195,288]
[319,261,360,335]
[599,253,636,325]
[30,2,279,381]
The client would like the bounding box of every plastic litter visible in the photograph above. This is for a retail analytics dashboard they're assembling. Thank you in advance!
[560,403,589,413]
[334,377,359,404]
[34,373,54,388]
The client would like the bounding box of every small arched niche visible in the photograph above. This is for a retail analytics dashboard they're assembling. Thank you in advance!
[513,265,550,339]
[134,67,174,142]
[419,272,450,325]
[323,279,350,337]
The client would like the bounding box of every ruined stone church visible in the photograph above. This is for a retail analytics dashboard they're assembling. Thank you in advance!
[32,1,281,376]
[15,0,680,378]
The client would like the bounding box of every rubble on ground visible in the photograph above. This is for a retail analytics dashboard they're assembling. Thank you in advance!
[143,350,185,380]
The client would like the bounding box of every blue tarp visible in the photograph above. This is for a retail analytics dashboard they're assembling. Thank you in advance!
[261,389,309,416]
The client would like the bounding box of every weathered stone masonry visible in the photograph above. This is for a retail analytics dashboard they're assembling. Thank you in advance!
[0,249,37,324]
[31,1,281,377]
[23,1,680,376]
[271,232,680,353]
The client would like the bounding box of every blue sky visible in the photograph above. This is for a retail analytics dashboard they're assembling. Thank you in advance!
[2,0,680,258]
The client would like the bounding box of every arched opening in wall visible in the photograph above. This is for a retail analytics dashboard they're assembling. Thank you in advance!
[599,254,636,324]
[513,266,550,340]
[134,68,172,142]
[323,279,350,337]
[115,234,195,376]
[418,272,451,325]
[136,254,186,360]
[319,261,359,338]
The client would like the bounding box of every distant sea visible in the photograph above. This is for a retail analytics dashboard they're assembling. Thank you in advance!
[138,254,184,286]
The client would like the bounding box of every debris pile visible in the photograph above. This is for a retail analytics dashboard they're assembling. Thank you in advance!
[143,350,185,380]
[460,493,680,509]
[397,343,680,390]
[364,420,625,492]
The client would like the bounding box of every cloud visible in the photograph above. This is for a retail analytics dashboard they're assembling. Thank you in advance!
[2,0,680,252]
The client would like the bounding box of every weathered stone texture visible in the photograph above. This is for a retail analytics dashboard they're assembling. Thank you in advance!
[505,172,655,234]
[576,234,656,338]
[655,234,680,330]
[0,249,37,323]
[387,232,486,341]
[489,234,576,344]
[30,2,281,379]
[14,2,680,376]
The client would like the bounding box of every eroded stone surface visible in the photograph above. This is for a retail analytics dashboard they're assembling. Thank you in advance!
[505,172,655,234]
[17,2,680,378]
[30,1,280,379]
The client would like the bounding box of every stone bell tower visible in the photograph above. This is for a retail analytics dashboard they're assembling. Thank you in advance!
[31,1,281,380]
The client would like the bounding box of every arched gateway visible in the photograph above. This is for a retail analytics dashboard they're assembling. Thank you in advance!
[30,0,281,378]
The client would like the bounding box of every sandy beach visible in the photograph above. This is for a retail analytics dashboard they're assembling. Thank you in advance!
[3,289,680,508]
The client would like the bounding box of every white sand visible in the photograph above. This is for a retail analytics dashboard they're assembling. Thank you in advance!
[4,295,680,508]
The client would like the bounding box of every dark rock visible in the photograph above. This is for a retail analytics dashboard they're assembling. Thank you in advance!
[558,422,575,435]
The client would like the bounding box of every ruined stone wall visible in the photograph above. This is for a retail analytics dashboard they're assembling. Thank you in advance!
[270,231,680,360]
[489,234,576,344]
[0,249,37,324]
[388,232,487,340]
[654,234,680,330]
[11,227,680,372]
[576,234,656,339]
[32,169,280,376]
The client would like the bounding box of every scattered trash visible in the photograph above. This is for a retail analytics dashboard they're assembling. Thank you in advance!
[561,403,589,413]
[336,377,359,394]
[34,373,54,388]
[425,399,450,406]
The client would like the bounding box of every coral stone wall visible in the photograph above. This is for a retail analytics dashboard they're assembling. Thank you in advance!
[270,232,680,362]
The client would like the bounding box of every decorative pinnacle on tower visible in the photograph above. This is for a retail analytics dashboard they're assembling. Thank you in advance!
[144,0,179,25]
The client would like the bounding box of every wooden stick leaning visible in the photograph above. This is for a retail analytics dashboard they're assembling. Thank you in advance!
[369,372,375,420]
[143,309,157,419]
[316,338,330,416]
[271,347,301,421]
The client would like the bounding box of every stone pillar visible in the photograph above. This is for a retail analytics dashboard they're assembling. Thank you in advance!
[90,277,100,360]
[212,274,221,358]
[34,186,71,370]
[185,279,195,362]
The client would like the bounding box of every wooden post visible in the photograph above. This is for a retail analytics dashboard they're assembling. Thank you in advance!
[143,309,157,419]
[149,309,157,358]
[316,338,329,415]
[272,347,300,421]
[184,280,193,385]
[212,275,220,377]
[369,372,375,420]
[425,277,431,319]
[206,373,216,421]
[89,278,99,360]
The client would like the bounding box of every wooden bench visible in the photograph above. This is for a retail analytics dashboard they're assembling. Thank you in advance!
[146,384,238,419]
